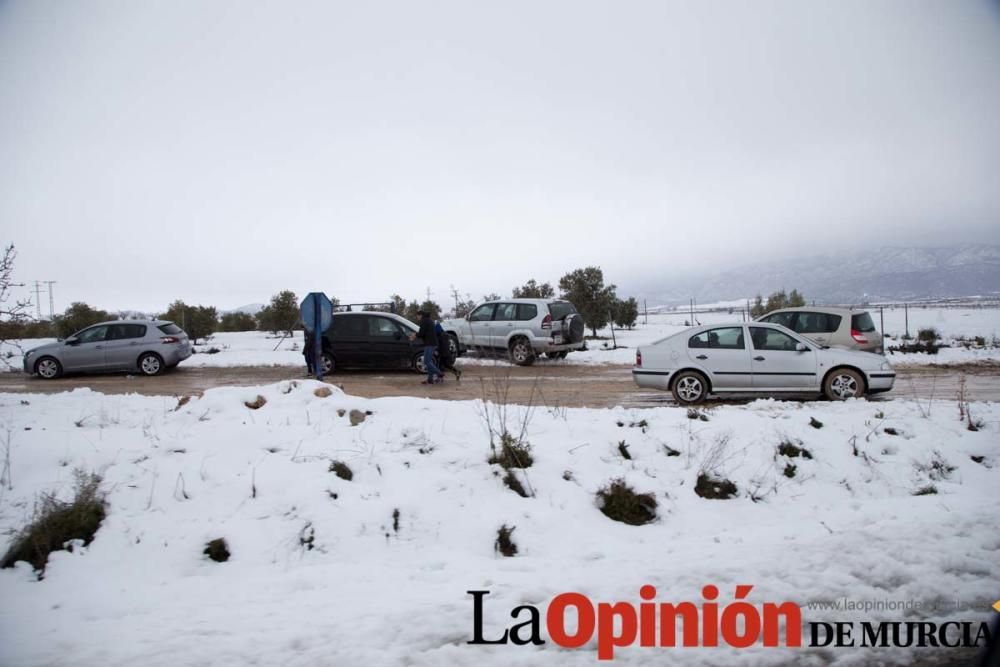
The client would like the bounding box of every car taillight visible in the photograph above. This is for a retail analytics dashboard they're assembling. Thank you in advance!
[636,350,642,367]
[541,314,552,330]
[851,329,868,344]
[161,336,180,344]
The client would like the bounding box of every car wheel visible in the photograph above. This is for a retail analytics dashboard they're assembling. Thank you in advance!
[413,352,427,374]
[448,334,460,359]
[671,371,707,404]
[508,337,535,366]
[138,353,164,376]
[320,352,335,375]
[824,368,865,400]
[35,356,63,379]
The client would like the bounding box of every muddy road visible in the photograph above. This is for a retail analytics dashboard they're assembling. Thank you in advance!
[1,362,998,408]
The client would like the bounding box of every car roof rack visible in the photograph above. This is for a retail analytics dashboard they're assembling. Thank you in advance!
[335,302,398,314]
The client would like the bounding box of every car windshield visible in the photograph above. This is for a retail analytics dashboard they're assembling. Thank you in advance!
[548,302,577,320]
[852,312,876,332]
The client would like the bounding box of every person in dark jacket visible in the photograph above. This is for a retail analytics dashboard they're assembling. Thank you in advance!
[435,321,461,381]
[303,329,315,376]
[410,310,443,384]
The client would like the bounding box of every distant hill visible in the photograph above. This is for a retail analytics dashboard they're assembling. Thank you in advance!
[641,245,1000,305]
[223,303,265,316]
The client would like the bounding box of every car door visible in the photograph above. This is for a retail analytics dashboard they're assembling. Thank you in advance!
[367,315,413,368]
[492,303,518,348]
[329,315,368,368]
[104,324,148,370]
[467,304,496,349]
[61,325,110,371]
[686,326,751,389]
[748,326,818,389]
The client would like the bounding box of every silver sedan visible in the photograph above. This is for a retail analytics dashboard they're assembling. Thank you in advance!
[632,322,895,404]
[24,320,192,379]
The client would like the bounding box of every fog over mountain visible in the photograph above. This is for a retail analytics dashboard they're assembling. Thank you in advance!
[628,245,1000,306]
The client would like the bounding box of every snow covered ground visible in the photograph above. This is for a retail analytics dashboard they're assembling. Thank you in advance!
[1,383,997,665]
[3,307,999,373]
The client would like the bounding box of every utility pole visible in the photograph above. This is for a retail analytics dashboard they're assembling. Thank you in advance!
[33,281,43,319]
[45,281,56,319]
[643,299,648,325]
[450,284,460,316]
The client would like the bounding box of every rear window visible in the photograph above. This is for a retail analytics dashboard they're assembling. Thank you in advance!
[332,315,366,336]
[110,324,147,340]
[547,302,577,321]
[516,304,537,321]
[852,312,876,332]
[689,327,745,350]
[157,323,182,335]
[796,312,841,334]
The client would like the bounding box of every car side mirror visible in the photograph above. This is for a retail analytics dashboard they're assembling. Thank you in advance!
[65,336,79,346]
[795,342,808,352]
[393,331,402,340]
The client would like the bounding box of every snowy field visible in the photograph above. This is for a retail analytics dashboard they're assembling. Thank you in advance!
[1,383,998,665]
[3,307,1000,372]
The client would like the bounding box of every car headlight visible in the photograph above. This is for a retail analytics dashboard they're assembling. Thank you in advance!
[24,350,35,359]
[880,361,892,371]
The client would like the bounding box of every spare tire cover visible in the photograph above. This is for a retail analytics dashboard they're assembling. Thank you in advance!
[566,314,585,343]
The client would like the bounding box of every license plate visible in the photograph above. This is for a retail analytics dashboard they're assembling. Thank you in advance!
[553,335,563,344]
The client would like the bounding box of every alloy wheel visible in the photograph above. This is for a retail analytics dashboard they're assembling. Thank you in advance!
[830,373,858,399]
[37,358,60,379]
[676,376,703,402]
[140,355,161,375]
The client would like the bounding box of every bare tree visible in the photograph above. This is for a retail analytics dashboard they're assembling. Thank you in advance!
[0,244,32,368]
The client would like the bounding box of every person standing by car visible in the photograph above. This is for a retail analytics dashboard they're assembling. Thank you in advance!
[303,329,316,376]
[435,321,462,381]
[410,310,443,384]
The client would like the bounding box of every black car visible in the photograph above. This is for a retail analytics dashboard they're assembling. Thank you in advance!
[316,312,430,374]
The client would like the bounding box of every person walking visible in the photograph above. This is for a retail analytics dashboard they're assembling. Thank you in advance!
[435,321,462,381]
[410,310,443,384]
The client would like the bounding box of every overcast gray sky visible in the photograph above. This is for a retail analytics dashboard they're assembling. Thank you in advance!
[2,0,999,313]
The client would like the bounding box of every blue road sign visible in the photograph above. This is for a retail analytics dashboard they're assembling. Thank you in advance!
[300,292,334,381]
[300,292,334,333]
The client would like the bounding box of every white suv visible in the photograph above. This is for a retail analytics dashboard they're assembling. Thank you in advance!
[441,298,586,366]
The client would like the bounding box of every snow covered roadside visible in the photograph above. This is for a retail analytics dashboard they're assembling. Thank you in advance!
[1,385,997,666]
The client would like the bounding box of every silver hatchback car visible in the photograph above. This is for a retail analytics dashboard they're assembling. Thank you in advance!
[24,320,192,378]
[756,307,882,354]
[632,321,895,403]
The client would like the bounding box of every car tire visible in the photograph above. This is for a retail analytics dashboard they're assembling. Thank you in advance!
[671,370,708,404]
[448,334,460,359]
[34,356,63,379]
[823,368,865,400]
[413,351,428,374]
[320,352,335,375]
[508,337,535,366]
[138,353,164,376]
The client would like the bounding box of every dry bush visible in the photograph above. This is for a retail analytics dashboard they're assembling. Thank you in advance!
[1,470,106,575]
[596,478,657,525]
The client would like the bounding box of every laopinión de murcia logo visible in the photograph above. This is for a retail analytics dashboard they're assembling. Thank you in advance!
[466,585,999,660]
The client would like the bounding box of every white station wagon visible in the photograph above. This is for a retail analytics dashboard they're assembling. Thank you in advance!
[632,322,895,404]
